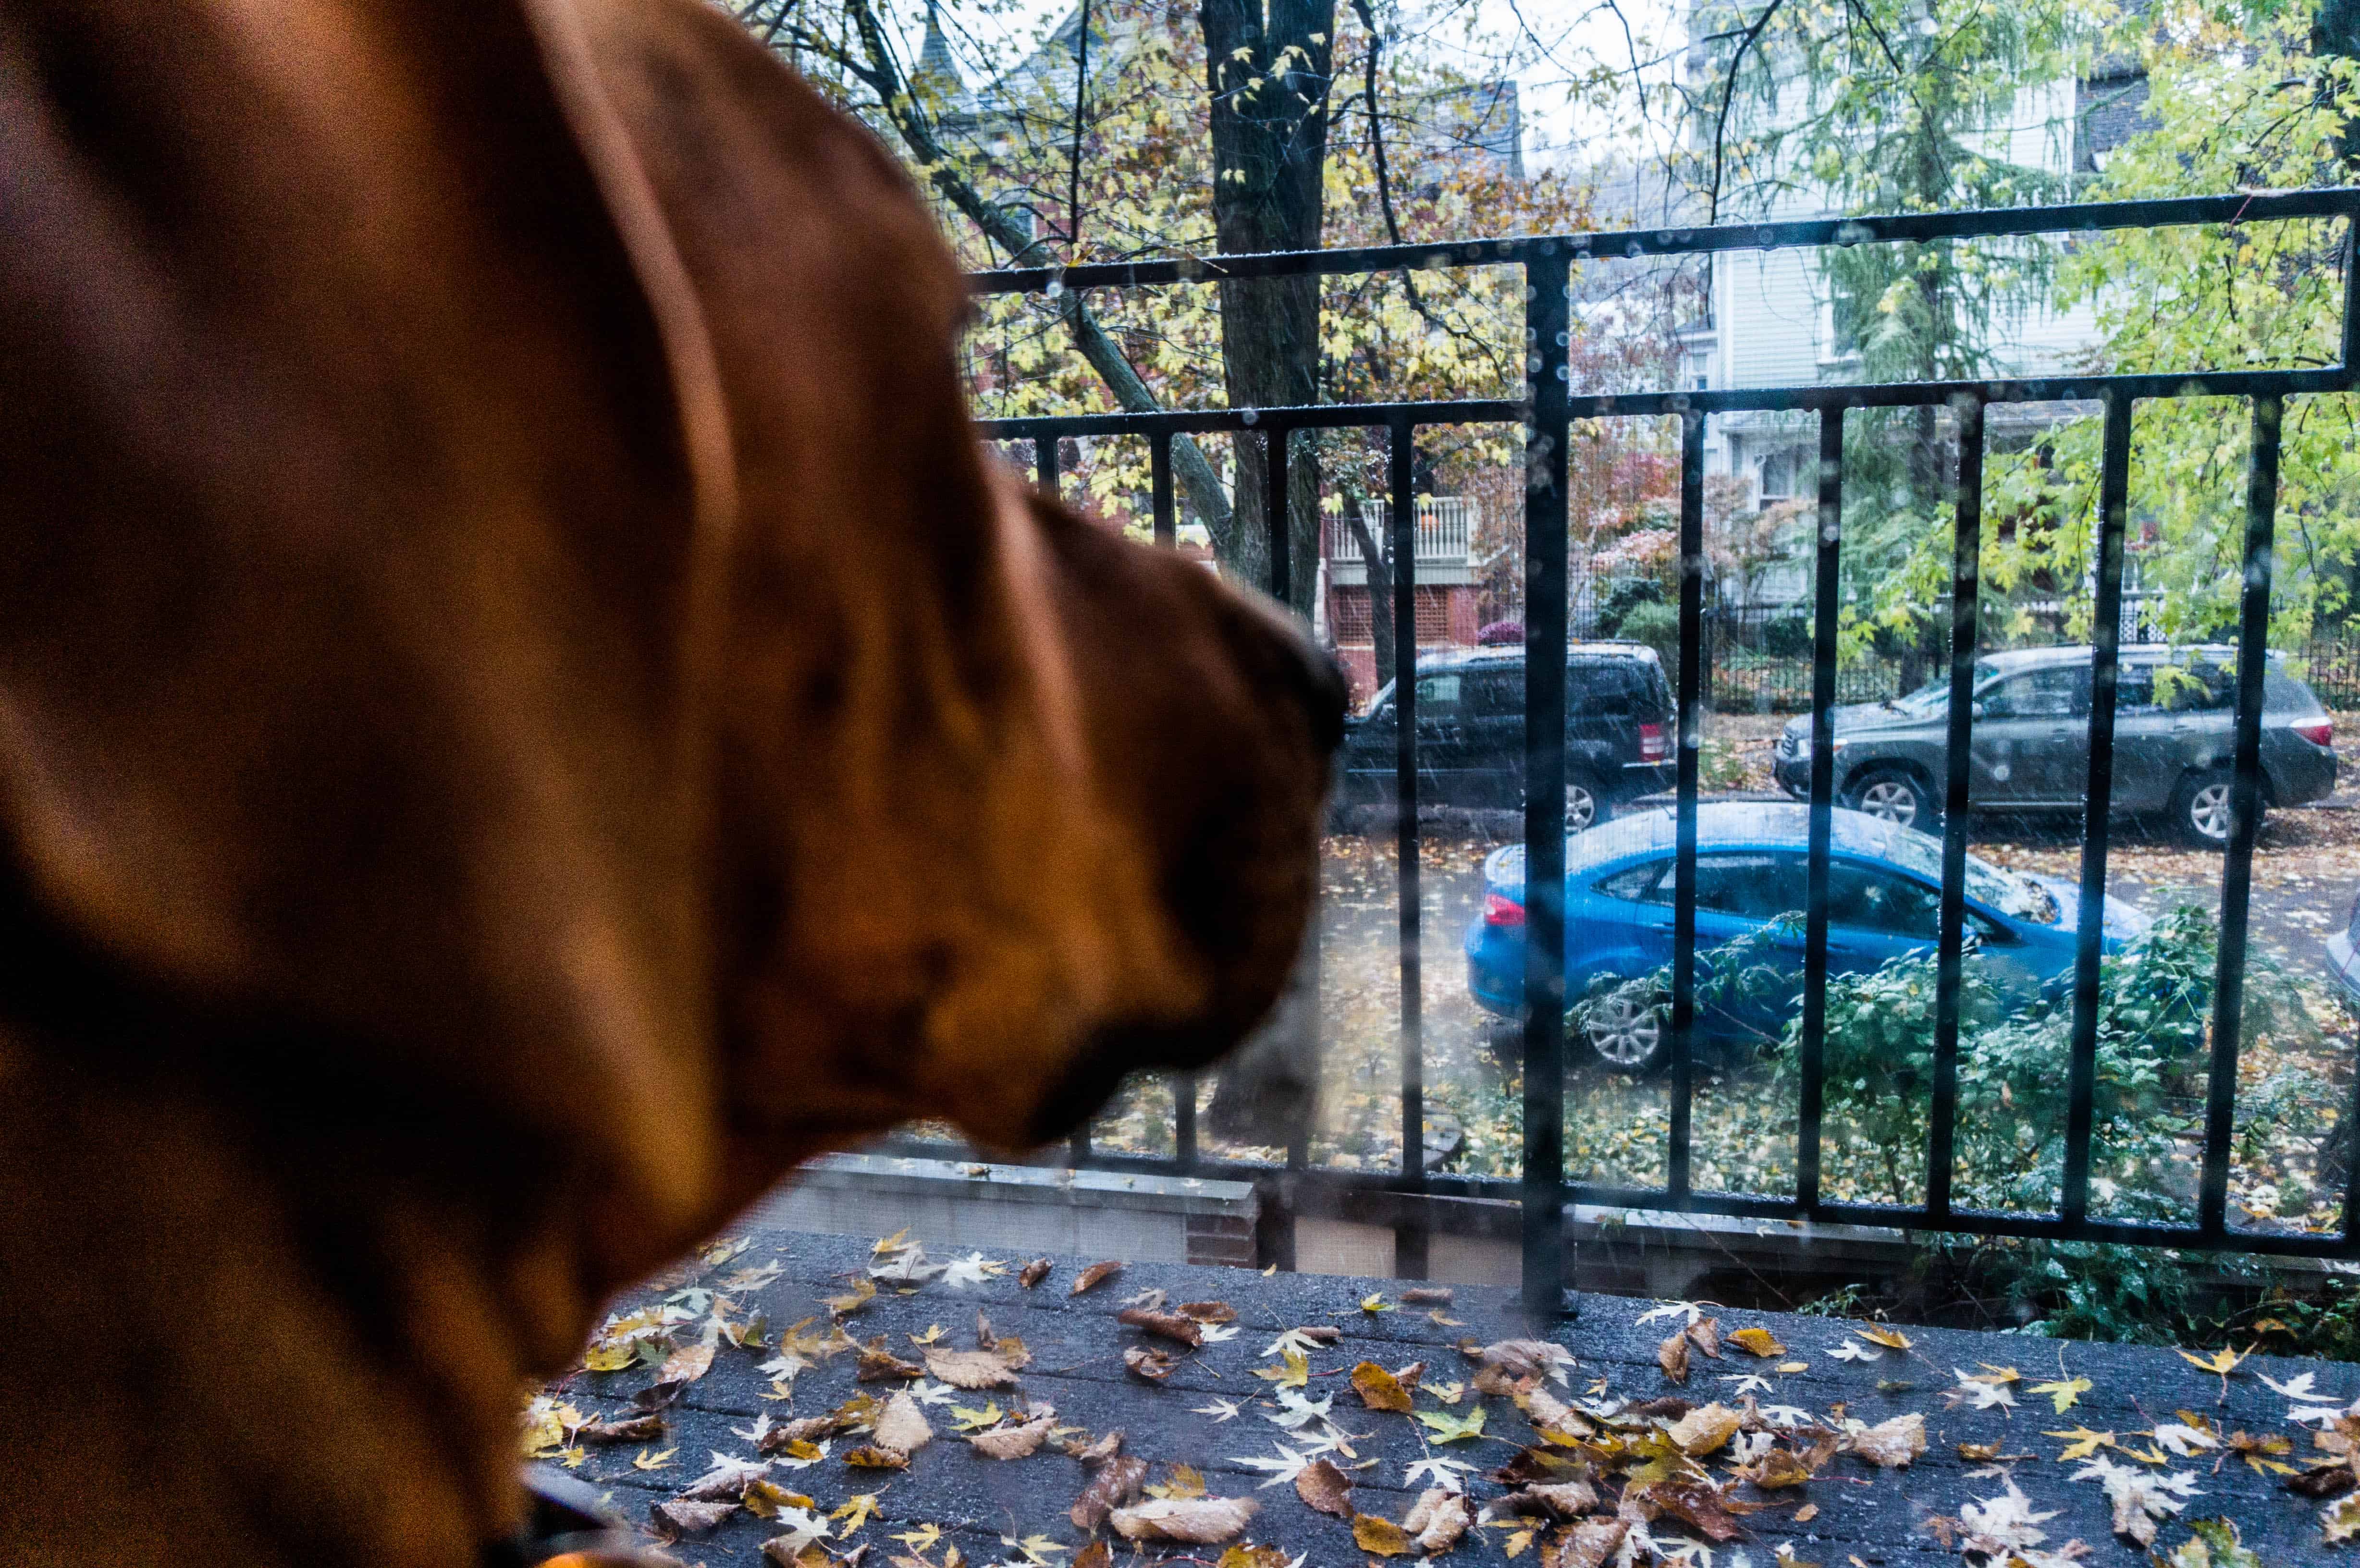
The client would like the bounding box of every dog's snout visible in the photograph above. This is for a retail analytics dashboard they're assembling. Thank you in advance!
[1226,591,1348,753]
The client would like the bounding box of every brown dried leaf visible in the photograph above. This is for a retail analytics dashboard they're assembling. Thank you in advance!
[969,1416,1054,1460]
[575,1414,665,1444]
[1665,1402,1740,1457]
[1062,1429,1125,1465]
[654,1497,739,1535]
[873,1392,933,1455]
[1402,1286,1455,1305]
[2289,1462,2359,1499]
[1119,1309,1205,1347]
[1727,1327,1785,1359]
[1020,1258,1052,1289]
[657,1342,717,1385]
[1553,1519,1629,1568]
[1737,1448,1815,1489]
[1072,1455,1149,1530]
[1071,1261,1125,1296]
[924,1348,1019,1390]
[1180,1300,1238,1323]
[1107,1498,1258,1544]
[1684,1318,1722,1359]
[1629,1481,1744,1543]
[1405,1489,1472,1553]
[841,1445,910,1470]
[1125,1346,1176,1383]
[740,1479,814,1520]
[1480,1340,1572,1382]
[1296,1324,1344,1345]
[992,1335,1032,1372]
[1848,1412,1925,1469]
[1295,1458,1354,1517]
[858,1343,924,1382]
[1497,1483,1598,1521]
[1352,1514,1414,1557]
[1352,1361,1415,1413]
[633,1379,690,1413]
[1073,1542,1110,1568]
[1657,1331,1690,1384]
[1522,1387,1591,1440]
[1473,1363,1526,1398]
[1216,1546,1290,1568]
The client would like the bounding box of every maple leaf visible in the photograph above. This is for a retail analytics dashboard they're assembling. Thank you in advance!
[1360,1293,1394,1313]
[632,1446,677,1471]
[1759,1404,1813,1428]
[2326,1495,2360,1544]
[2259,1371,2324,1400]
[1958,1478,2060,1556]
[896,1524,943,1553]
[908,1324,946,1346]
[1403,1456,1476,1490]
[1947,1371,2016,1413]
[873,1228,912,1255]
[2072,1455,2200,1546]
[1199,1323,1241,1343]
[2176,1345,2247,1395]
[907,1378,959,1407]
[1858,1324,1912,1351]
[941,1252,1008,1290]
[831,1492,887,1540]
[1827,1339,1881,1362]
[1006,1534,1067,1566]
[2152,1420,2219,1458]
[951,1401,1004,1433]
[1261,1328,1334,1359]
[1635,1300,1703,1326]
[775,1438,832,1470]
[2027,1377,2091,1414]
[1265,1388,1335,1431]
[1414,1406,1487,1444]
[1192,1397,1242,1422]
[1230,1443,1318,1487]
[1719,1372,1773,1395]
[1253,1348,1311,1388]
[731,1414,775,1446]
[872,1247,947,1285]
[772,1506,835,1556]
[2045,1426,2114,1461]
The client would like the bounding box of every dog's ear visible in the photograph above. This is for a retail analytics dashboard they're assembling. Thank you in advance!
[0,0,737,1232]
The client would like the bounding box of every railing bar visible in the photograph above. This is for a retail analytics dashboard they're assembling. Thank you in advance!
[973,367,2360,438]
[1151,433,1176,549]
[1035,435,1058,498]
[2201,393,2283,1238]
[2343,218,2360,374]
[1391,416,1424,1201]
[1521,250,1573,1320]
[1796,407,1845,1214]
[1266,426,1291,606]
[968,189,2360,295]
[1927,396,1985,1222]
[1667,409,1706,1207]
[2062,394,2134,1224]
[1174,1070,1198,1169]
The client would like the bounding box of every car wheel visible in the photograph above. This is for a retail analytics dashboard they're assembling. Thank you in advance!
[2170,768,2245,847]
[1845,769,1934,829]
[1565,774,1607,833]
[1578,992,1666,1072]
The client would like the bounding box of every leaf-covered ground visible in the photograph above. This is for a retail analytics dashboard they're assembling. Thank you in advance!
[529,1229,2360,1566]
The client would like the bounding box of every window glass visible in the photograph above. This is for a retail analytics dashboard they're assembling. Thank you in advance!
[1416,674,1463,709]
[1596,862,1667,902]
[1826,860,1942,939]
[1467,671,1522,717]
[1693,853,1799,920]
[1980,665,2088,720]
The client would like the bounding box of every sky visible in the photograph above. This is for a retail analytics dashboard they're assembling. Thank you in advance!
[915,0,1689,173]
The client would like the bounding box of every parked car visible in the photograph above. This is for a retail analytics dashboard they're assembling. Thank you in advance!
[1773,644,2336,846]
[1464,801,2151,1072]
[1333,644,1674,829]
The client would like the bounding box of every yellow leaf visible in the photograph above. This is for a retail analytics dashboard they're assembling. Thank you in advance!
[1414,1407,1486,1444]
[2177,1345,2246,1377]
[1503,1529,1534,1559]
[1143,1464,1208,1500]
[1253,1349,1310,1388]
[583,1343,639,1372]
[911,1324,947,1346]
[873,1228,911,1254]
[1775,1361,1810,1374]
[833,1494,881,1536]
[951,1402,1003,1433]
[2027,1377,2091,1414]
[1858,1325,1911,1351]
[1360,1294,1393,1313]
[632,1446,677,1471]
[1729,1327,1787,1359]
[1353,1515,1414,1556]
[1970,1363,2021,1384]
[2044,1427,2114,1461]
[895,1525,943,1552]
[1351,1361,1414,1413]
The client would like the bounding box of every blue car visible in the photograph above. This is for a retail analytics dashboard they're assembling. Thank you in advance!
[1464,802,2151,1071]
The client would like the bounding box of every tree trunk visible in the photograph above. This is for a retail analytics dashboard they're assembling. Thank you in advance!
[1346,506,1394,686]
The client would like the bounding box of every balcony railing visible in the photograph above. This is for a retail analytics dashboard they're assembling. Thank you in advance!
[963,188,2360,1316]
[1323,496,1477,582]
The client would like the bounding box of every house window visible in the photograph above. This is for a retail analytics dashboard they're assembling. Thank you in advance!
[1758,449,1798,501]
[1682,349,1710,391]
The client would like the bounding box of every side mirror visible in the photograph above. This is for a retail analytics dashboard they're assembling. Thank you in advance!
[1971,701,1988,721]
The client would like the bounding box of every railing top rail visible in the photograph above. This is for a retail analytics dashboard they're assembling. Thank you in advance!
[969,189,2360,296]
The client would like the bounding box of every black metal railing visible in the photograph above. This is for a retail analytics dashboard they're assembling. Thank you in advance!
[938,190,2360,1316]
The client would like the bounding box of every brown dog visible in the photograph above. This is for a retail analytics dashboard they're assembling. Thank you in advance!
[0,1,1341,1563]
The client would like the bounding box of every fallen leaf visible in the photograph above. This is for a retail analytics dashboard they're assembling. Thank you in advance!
[1405,1488,1472,1553]
[1193,1397,1242,1421]
[825,1278,879,1318]
[654,1497,739,1534]
[873,1392,933,1455]
[1146,1464,1208,1501]
[1352,1514,1414,1556]
[924,1348,1018,1390]
[858,1343,925,1382]
[1119,1308,1205,1347]
[1402,1287,1454,1306]
[1125,1346,1176,1383]
[1071,1261,1125,1296]
[1073,1455,1150,1529]
[2073,1454,2200,1546]
[1108,1498,1258,1544]
[970,1415,1055,1460]
[1857,1325,1911,1351]
[658,1342,717,1385]
[1072,1543,1110,1568]
[740,1479,814,1520]
[1728,1327,1786,1359]
[1361,1293,1394,1313]
[1479,1341,1576,1384]
[2046,1427,2114,1461]
[1775,1360,1809,1374]
[1415,1407,1487,1444]
[1182,1301,1239,1323]
[2178,1346,2245,1377]
[1062,1429,1124,1465]
[1555,1520,1629,1568]
[633,1447,678,1471]
[1020,1258,1052,1289]
[1295,1458,1353,1517]
[1626,1479,1744,1543]
[1848,1413,1925,1468]
[842,1446,910,1470]
[1216,1545,1289,1568]
[2028,1377,2091,1414]
[1685,1319,1723,1359]
[1658,1331,1690,1384]
[1665,1402,1740,1456]
[832,1494,882,1537]
[1352,1361,1415,1413]
[575,1413,665,1445]
[1254,1348,1311,1388]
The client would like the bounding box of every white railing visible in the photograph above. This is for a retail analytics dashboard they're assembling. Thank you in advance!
[1323,495,1477,564]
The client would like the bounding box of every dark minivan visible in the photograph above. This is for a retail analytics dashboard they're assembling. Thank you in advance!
[1334,644,1674,828]
[1774,644,2335,845]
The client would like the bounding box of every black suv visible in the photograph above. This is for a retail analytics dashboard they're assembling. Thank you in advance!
[1773,644,2337,845]
[1333,644,1675,828]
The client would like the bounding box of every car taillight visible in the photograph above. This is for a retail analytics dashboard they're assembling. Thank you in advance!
[1638,722,1668,761]
[2295,717,2334,747]
[1484,893,1526,927]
